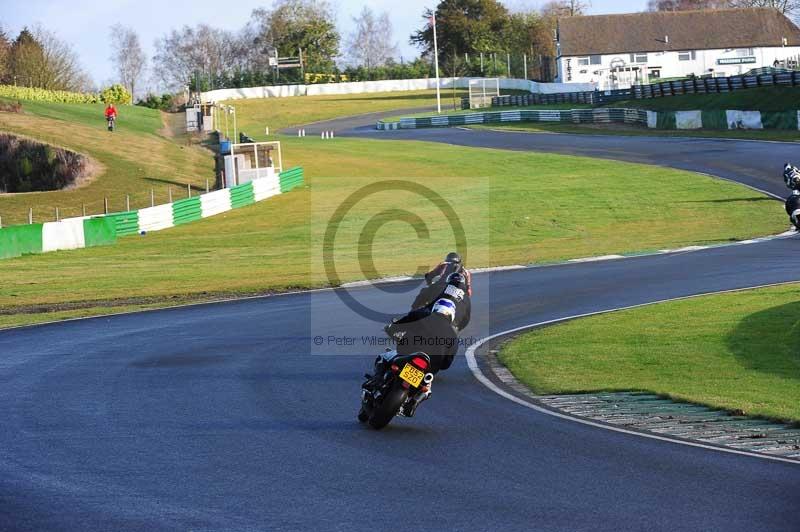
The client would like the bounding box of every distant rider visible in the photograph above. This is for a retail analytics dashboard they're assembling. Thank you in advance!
[104,103,117,130]
[412,251,472,310]
[784,163,800,228]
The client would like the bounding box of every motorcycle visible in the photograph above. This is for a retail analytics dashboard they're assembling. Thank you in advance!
[358,350,434,430]
[107,116,115,132]
[783,163,800,229]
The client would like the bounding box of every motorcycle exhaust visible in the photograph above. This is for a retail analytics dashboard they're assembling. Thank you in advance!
[423,373,434,385]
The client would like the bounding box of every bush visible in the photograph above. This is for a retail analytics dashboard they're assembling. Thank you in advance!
[0,84,99,104]
[0,134,87,193]
[100,84,132,105]
[136,92,177,111]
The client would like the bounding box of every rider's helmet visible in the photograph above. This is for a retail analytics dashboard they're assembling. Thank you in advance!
[784,163,800,190]
[431,298,456,322]
[444,251,461,265]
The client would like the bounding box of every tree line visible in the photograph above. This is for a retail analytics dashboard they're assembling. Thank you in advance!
[0,26,92,92]
[3,0,798,106]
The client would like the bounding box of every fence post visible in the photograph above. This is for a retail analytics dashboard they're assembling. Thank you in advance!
[206,179,210,193]
[126,194,130,212]
[523,54,527,80]
[168,187,173,203]
[104,197,108,214]
[82,204,86,217]
[187,183,191,197]
[55,207,59,221]
[0,215,2,228]
[150,189,154,207]
[28,208,32,224]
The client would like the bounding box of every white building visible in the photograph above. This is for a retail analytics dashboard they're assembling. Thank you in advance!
[555,8,800,90]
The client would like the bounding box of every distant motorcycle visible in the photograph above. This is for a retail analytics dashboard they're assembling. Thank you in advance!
[359,350,434,430]
[783,163,800,229]
[107,116,115,132]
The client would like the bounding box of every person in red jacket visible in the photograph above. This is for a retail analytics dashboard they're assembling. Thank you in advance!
[104,103,117,131]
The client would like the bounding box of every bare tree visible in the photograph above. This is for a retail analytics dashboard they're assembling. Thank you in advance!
[648,0,730,9]
[346,7,397,72]
[153,25,240,91]
[30,26,91,91]
[727,0,800,18]
[109,24,146,100]
[541,0,590,17]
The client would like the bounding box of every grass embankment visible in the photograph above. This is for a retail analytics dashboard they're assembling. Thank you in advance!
[0,100,214,225]
[500,283,800,423]
[0,133,785,328]
[221,89,469,133]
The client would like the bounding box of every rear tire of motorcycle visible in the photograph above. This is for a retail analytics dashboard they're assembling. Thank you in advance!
[368,385,407,430]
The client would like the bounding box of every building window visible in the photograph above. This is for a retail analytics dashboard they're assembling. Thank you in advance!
[736,48,754,57]
[678,51,696,61]
[577,57,589,66]
[589,55,601,65]
[630,53,648,63]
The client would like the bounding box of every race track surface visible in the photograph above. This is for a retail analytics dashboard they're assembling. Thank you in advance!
[2,120,798,531]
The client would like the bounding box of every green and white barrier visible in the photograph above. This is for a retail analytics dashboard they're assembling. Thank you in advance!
[379,108,800,131]
[378,109,648,130]
[0,167,304,260]
[646,110,799,130]
[0,217,116,260]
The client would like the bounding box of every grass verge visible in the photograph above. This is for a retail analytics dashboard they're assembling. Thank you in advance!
[471,121,800,141]
[499,283,800,423]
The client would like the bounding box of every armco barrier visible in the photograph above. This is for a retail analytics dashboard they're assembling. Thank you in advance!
[279,167,304,193]
[0,167,304,260]
[385,108,647,130]
[106,211,139,237]
[229,182,255,209]
[172,197,202,226]
[381,108,798,131]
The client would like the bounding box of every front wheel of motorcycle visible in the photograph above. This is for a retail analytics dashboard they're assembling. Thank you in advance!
[368,384,408,430]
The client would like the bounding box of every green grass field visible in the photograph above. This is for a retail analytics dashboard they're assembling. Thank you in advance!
[221,89,468,135]
[499,283,800,423]
[0,133,786,328]
[0,92,788,328]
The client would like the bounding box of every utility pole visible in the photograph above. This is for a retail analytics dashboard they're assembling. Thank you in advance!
[432,13,441,114]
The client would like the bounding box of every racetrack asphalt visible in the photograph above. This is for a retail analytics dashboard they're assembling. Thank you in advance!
[2,115,799,531]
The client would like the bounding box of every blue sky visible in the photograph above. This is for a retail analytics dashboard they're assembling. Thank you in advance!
[1,0,645,90]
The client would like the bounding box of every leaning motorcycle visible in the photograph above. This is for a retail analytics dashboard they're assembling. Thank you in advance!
[359,350,434,430]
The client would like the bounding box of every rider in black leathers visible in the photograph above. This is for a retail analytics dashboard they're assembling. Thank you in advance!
[385,271,471,372]
[783,163,800,228]
[412,251,472,311]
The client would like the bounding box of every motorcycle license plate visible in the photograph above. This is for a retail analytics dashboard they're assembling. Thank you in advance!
[399,364,425,388]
